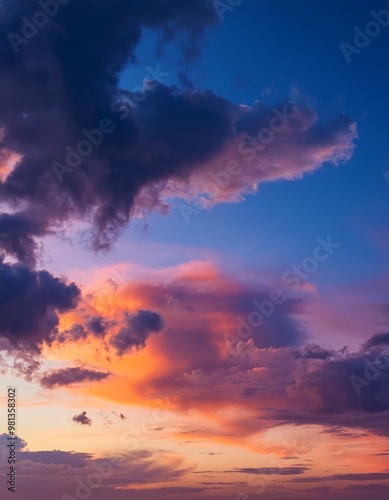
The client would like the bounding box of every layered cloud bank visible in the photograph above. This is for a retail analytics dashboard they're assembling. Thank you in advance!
[4,260,385,445]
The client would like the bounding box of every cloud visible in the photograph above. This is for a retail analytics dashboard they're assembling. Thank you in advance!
[112,411,126,421]
[56,323,87,343]
[72,411,92,426]
[286,348,389,415]
[3,434,388,499]
[225,466,309,475]
[56,316,114,343]
[12,351,41,380]
[294,344,335,360]
[0,260,80,353]
[19,450,93,468]
[363,332,389,350]
[291,472,389,482]
[109,309,164,356]
[0,433,27,452]
[162,102,357,209]
[86,315,110,337]
[43,262,388,442]
[2,435,196,493]
[0,0,356,263]
[40,367,111,388]
[0,211,47,266]
[0,0,220,256]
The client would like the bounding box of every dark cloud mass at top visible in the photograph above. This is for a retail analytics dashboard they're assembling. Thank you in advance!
[0,0,223,254]
[0,0,356,260]
[0,0,221,356]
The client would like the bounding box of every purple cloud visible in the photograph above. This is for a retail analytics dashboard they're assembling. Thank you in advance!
[0,260,80,353]
[109,309,164,356]
[41,367,111,388]
[72,411,92,426]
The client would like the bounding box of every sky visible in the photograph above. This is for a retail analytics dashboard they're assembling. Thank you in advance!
[0,0,388,499]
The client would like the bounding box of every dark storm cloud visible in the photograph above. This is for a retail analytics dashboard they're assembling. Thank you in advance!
[363,332,389,350]
[0,0,223,256]
[72,411,92,426]
[0,211,47,265]
[0,259,80,352]
[109,309,164,356]
[0,0,356,261]
[40,366,111,388]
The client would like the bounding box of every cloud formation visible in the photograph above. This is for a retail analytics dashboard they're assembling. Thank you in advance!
[109,309,164,356]
[0,0,357,264]
[0,211,47,265]
[0,259,80,352]
[54,262,386,444]
[40,367,111,388]
[72,411,92,426]
[363,331,389,350]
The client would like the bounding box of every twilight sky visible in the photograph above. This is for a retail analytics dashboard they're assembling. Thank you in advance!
[0,1,389,499]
